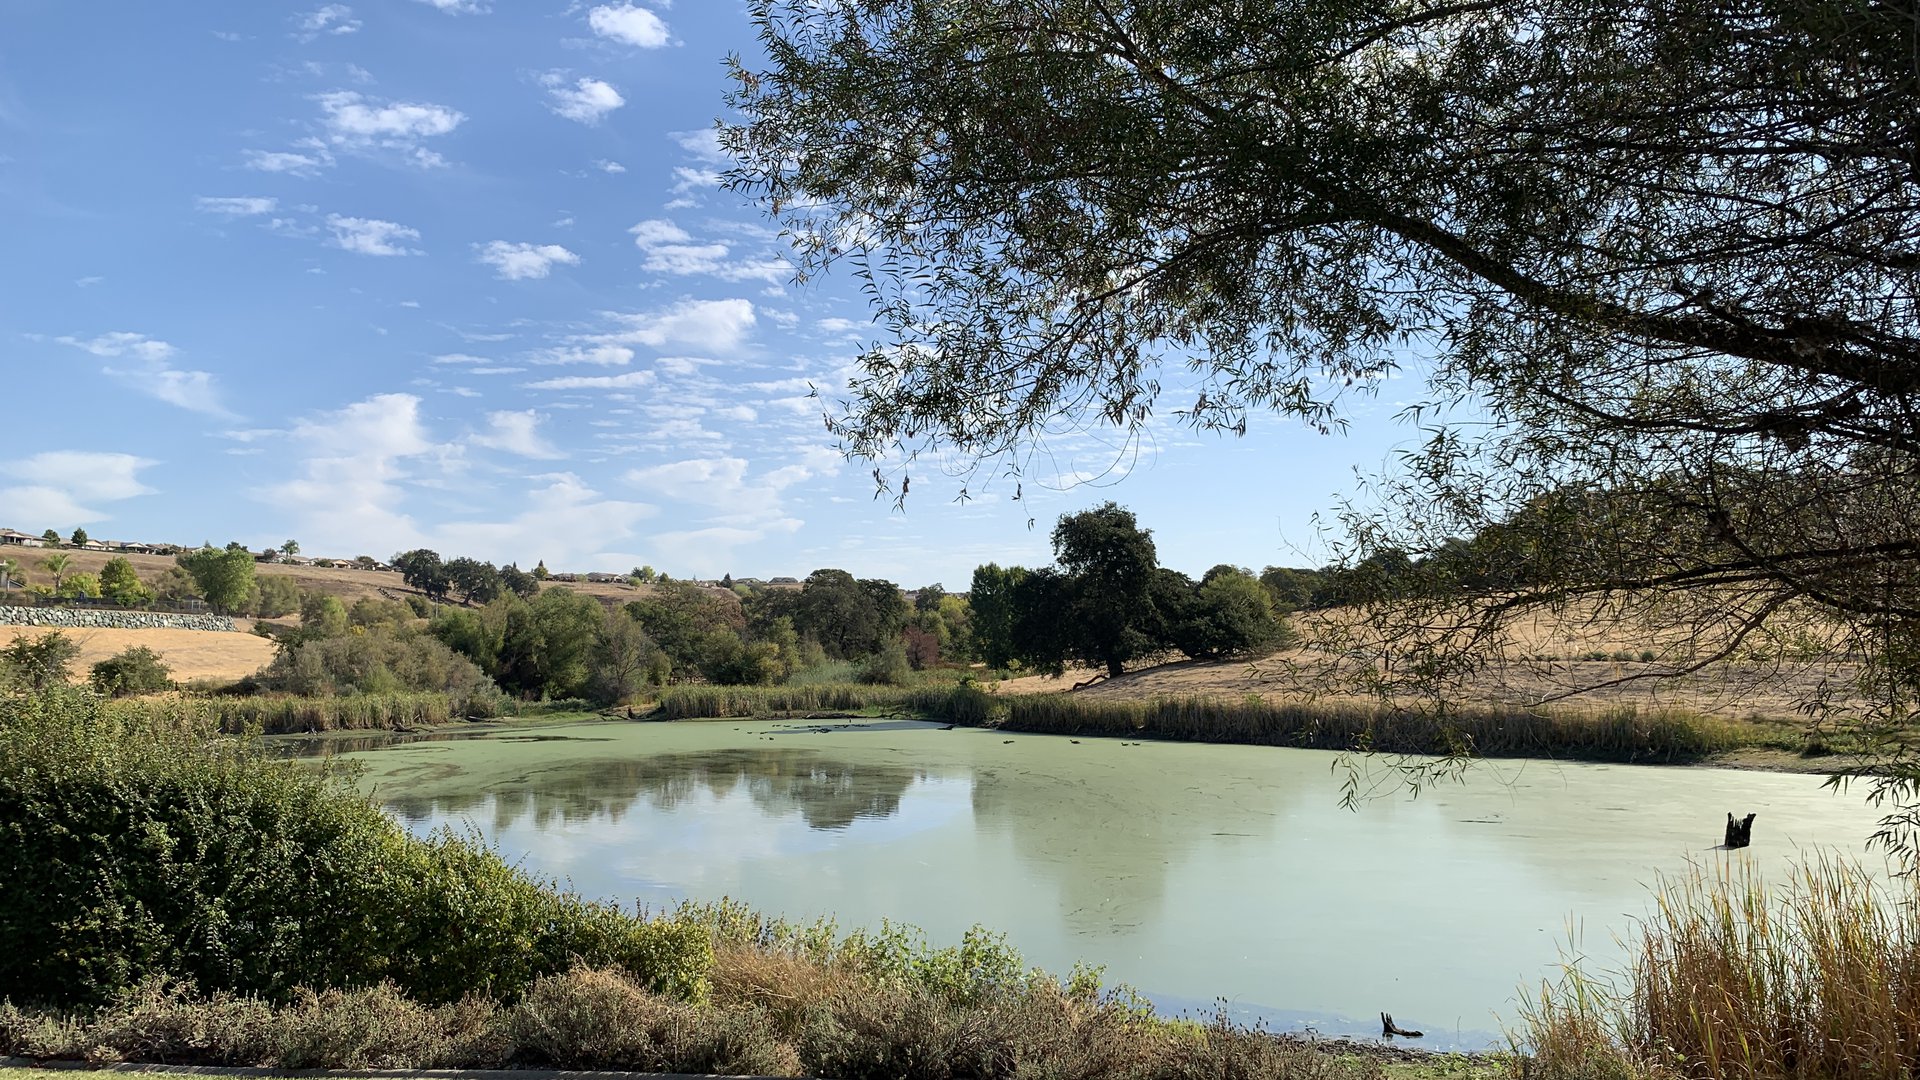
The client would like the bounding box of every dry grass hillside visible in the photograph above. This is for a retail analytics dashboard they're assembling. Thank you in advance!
[2,626,280,685]
[0,548,737,611]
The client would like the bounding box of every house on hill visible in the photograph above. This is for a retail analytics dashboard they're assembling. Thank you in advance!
[0,529,45,548]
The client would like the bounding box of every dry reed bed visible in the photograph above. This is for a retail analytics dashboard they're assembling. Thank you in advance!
[1523,857,1920,1080]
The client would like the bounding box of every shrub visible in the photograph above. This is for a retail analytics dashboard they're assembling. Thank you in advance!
[860,642,913,686]
[0,686,711,1010]
[509,967,797,1075]
[89,646,174,697]
[0,631,79,691]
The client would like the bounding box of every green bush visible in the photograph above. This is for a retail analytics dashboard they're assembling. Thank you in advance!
[89,646,174,697]
[0,686,711,1010]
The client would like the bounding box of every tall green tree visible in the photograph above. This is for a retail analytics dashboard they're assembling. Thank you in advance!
[175,546,256,614]
[0,558,20,597]
[69,527,88,548]
[968,563,1027,669]
[1051,503,1161,677]
[280,539,300,559]
[391,549,451,603]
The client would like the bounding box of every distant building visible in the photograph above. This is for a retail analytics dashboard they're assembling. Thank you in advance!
[769,576,799,585]
[0,529,45,548]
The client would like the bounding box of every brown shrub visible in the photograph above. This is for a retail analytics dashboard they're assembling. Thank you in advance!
[507,966,799,1076]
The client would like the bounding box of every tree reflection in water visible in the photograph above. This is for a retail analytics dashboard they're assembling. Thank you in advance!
[380,747,926,832]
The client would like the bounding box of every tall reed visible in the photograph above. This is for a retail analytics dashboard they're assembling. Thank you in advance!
[652,683,918,720]
[936,692,1768,762]
[105,692,481,735]
[1519,857,1920,1080]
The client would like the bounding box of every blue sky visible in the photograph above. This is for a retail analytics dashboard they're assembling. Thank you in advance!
[0,0,1427,586]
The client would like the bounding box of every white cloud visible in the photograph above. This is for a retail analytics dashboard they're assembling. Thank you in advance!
[594,159,626,174]
[629,219,789,283]
[471,410,564,459]
[197,195,278,217]
[524,371,657,390]
[588,3,669,48]
[0,451,158,526]
[599,298,756,352]
[528,344,633,366]
[670,128,725,163]
[266,395,655,569]
[327,214,422,256]
[58,331,176,363]
[57,332,231,416]
[314,90,464,168]
[475,240,579,280]
[243,149,326,174]
[432,353,493,365]
[541,74,624,125]
[414,0,486,12]
[433,474,655,567]
[296,4,360,37]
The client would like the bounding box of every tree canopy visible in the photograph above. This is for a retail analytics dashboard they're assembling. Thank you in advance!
[726,0,1920,840]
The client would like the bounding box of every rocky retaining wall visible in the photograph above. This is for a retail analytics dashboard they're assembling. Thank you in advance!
[0,606,237,632]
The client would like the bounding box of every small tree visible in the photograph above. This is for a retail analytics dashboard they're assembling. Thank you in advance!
[59,572,103,600]
[89,646,173,697]
[98,557,152,607]
[39,553,72,593]
[176,546,257,615]
[40,529,59,546]
[281,539,300,559]
[0,557,20,597]
[532,560,551,581]
[69,527,89,547]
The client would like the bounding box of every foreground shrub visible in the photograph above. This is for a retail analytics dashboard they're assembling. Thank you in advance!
[509,967,798,1075]
[0,686,709,1010]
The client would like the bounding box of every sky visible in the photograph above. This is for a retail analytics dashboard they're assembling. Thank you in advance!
[0,0,1431,587]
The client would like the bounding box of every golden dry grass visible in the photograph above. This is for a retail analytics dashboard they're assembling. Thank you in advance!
[3,625,279,685]
[993,652,1850,722]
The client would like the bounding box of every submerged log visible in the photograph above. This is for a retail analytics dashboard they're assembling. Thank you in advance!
[1381,1012,1423,1039]
[1725,812,1757,849]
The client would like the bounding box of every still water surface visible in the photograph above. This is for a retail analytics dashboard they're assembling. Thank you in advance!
[312,719,1886,1049]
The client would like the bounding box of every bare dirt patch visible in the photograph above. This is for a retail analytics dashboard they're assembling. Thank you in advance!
[5,626,279,685]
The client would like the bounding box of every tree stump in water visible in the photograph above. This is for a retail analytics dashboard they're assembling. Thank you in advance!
[1381,1012,1423,1038]
[1725,812,1756,849]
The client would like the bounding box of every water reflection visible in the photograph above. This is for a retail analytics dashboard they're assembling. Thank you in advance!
[378,747,927,833]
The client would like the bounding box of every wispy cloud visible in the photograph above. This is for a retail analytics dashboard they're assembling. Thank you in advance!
[313,90,465,168]
[295,4,360,38]
[196,195,278,217]
[528,344,632,366]
[475,240,578,280]
[57,332,234,417]
[243,149,327,175]
[629,219,789,283]
[540,74,623,125]
[327,214,422,256]
[596,298,757,352]
[414,0,487,12]
[472,410,564,459]
[524,371,656,390]
[594,159,626,174]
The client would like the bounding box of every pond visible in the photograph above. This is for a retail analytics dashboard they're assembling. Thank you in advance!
[304,718,1888,1050]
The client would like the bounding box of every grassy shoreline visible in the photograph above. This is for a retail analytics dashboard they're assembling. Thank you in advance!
[646,682,1821,769]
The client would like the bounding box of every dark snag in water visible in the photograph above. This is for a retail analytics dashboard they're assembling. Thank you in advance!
[1725,812,1757,849]
[1381,1012,1423,1039]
